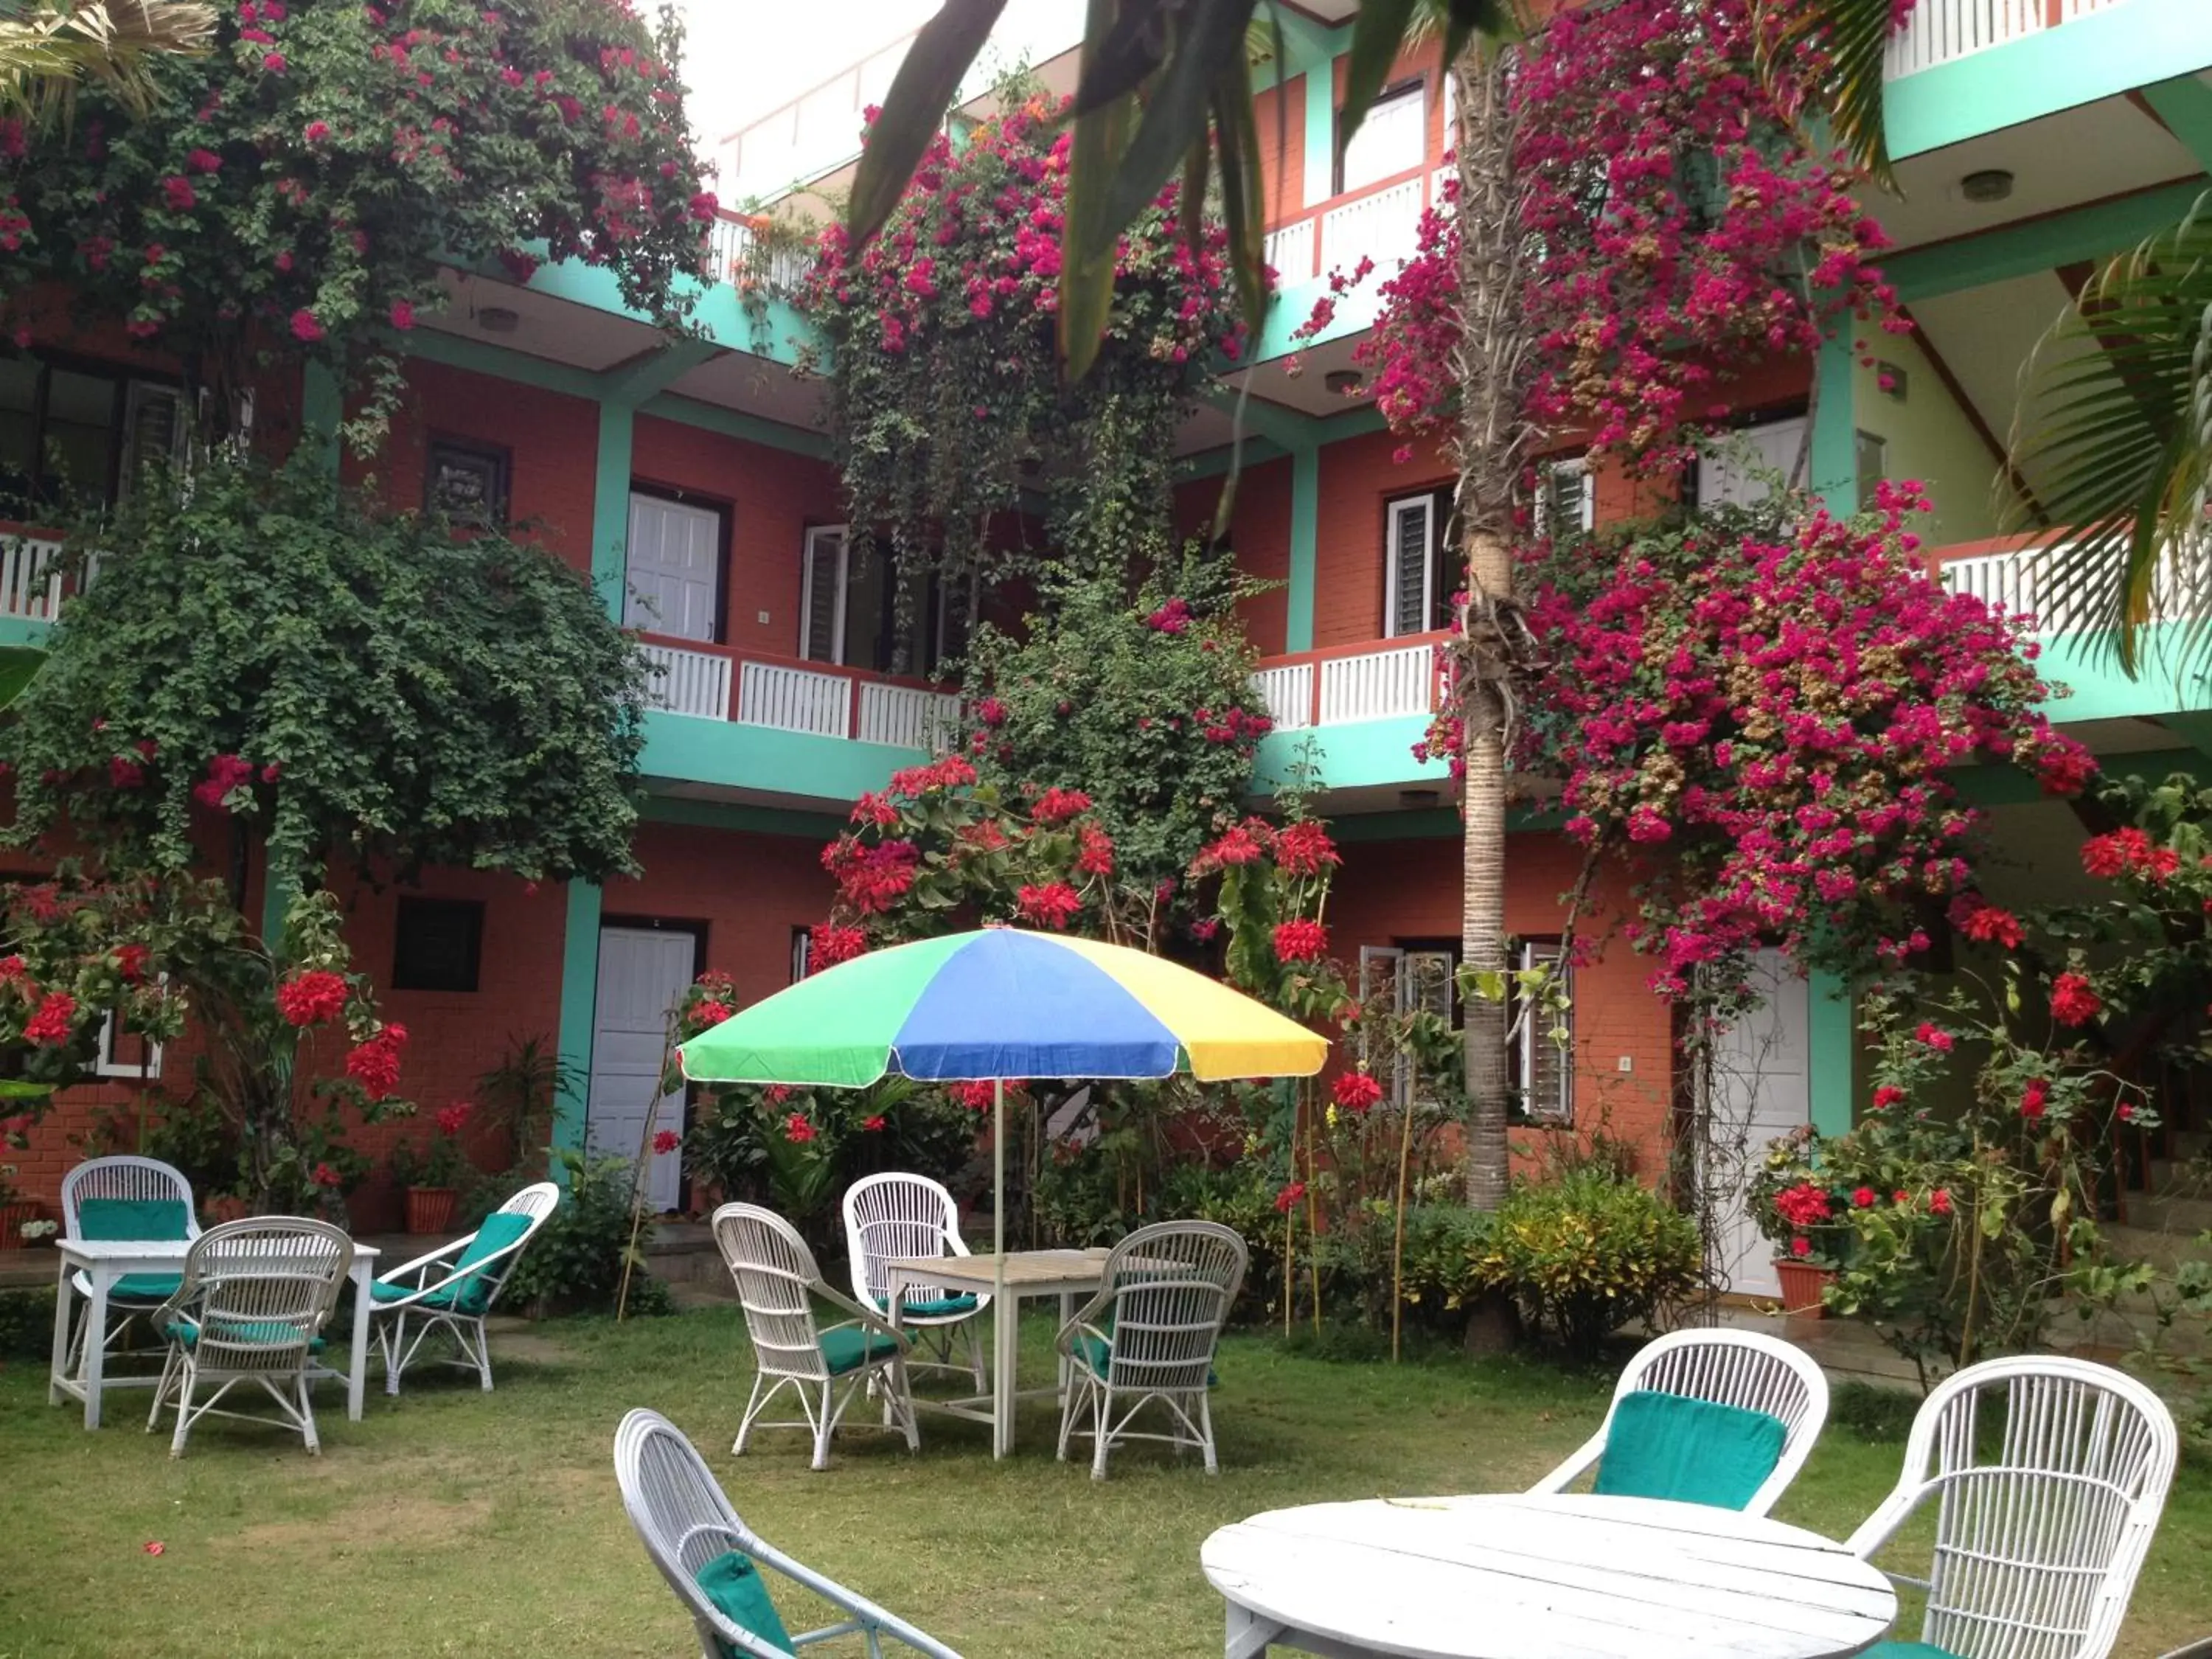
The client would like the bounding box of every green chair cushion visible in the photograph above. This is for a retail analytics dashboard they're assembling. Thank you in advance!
[696,1550,796,1658]
[164,1316,324,1353]
[370,1211,532,1315]
[875,1292,978,1320]
[1592,1389,1788,1511]
[111,1273,184,1301]
[1861,1646,1961,1659]
[818,1326,903,1376]
[77,1197,192,1242]
[1072,1330,1218,1388]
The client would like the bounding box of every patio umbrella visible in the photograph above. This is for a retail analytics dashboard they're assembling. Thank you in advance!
[674,927,1329,1315]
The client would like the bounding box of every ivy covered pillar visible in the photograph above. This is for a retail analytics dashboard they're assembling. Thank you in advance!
[1287,445,1320,652]
[1808,324,1861,1137]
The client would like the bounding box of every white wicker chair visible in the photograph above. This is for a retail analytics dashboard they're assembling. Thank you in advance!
[366,1180,560,1394]
[1529,1327,1830,1517]
[58,1155,203,1379]
[712,1202,919,1471]
[1846,1355,2177,1659]
[616,1408,963,1658]
[145,1216,351,1456]
[1054,1220,1247,1479]
[841,1172,987,1388]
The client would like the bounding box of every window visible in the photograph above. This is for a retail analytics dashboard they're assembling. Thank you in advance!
[1359,943,1457,1106]
[392,897,485,992]
[1536,457,1595,536]
[95,980,167,1080]
[799,523,978,674]
[1693,414,1808,514]
[625,490,725,643]
[425,438,510,528]
[790,925,812,984]
[1339,79,1426,195]
[1384,488,1452,638]
[0,353,184,519]
[1511,939,1574,1124]
[1854,430,1887,515]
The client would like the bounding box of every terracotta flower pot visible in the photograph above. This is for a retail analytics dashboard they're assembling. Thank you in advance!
[406,1186,459,1234]
[1773,1258,1834,1318]
[0,1200,40,1246]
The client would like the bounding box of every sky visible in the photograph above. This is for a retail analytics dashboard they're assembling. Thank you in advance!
[674,0,944,147]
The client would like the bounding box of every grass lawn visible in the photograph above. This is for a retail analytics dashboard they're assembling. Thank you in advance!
[0,1307,2207,1658]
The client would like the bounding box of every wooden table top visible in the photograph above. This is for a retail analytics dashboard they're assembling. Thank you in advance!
[886,1248,1110,1291]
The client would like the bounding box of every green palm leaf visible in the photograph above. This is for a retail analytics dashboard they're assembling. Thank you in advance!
[0,1,216,123]
[1756,0,1899,179]
[2010,190,2212,678]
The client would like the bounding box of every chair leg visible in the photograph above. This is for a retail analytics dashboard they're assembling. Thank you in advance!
[145,1343,180,1433]
[1091,1384,1111,1481]
[1056,1373,1079,1462]
[888,1357,919,1453]
[967,1319,987,1394]
[381,1312,405,1396]
[734,1373,768,1457]
[812,1380,835,1472]
[299,1372,321,1455]
[468,1318,493,1391]
[167,1357,197,1458]
[1200,1389,1219,1475]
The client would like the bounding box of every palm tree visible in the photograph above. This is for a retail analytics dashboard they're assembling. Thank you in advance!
[1,1,215,123]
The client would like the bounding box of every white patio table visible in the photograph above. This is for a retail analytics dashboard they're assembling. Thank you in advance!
[47,1236,381,1430]
[1201,1492,1897,1659]
[885,1246,1109,1459]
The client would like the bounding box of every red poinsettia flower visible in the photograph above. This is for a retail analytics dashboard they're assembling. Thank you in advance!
[1929,1188,1954,1216]
[1271,918,1328,963]
[2021,1079,2049,1119]
[1789,1235,1812,1259]
[652,1129,682,1155]
[1017,882,1082,930]
[22,990,74,1046]
[2051,972,2101,1027]
[1851,1187,1876,1208]
[1871,1085,1905,1110]
[1332,1070,1385,1114]
[274,969,348,1027]
[783,1113,817,1144]
[861,1115,886,1133]
[311,1162,342,1189]
[1273,1180,1307,1214]
[435,1100,473,1136]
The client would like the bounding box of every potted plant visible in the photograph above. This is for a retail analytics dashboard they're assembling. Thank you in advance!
[1747,1130,1852,1318]
[392,1100,474,1234]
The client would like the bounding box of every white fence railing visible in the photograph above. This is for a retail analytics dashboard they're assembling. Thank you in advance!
[0,536,63,621]
[704,215,812,294]
[1318,643,1436,726]
[1941,543,2212,628]
[1265,218,1316,286]
[639,642,732,720]
[737,659,853,738]
[1885,0,2135,78]
[856,681,960,751]
[1320,178,1426,280]
[1252,661,1315,731]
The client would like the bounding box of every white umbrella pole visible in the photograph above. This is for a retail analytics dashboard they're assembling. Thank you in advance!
[992,1076,1009,1458]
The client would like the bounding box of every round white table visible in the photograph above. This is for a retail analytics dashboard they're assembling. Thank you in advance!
[1200,1492,1897,1659]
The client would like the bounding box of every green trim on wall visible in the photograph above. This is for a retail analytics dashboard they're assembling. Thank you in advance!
[640,711,925,804]
[1287,447,1320,650]
[1808,968,1854,1136]
[639,392,831,459]
[520,259,815,367]
[552,880,602,1160]
[602,338,720,405]
[1253,715,1449,794]
[0,616,52,648]
[1177,436,1290,481]
[1303,65,1336,210]
[1811,327,1858,514]
[2142,74,2212,173]
[302,362,344,473]
[1885,0,2212,160]
[591,403,636,622]
[1885,180,2208,303]
[258,867,294,947]
[639,793,845,838]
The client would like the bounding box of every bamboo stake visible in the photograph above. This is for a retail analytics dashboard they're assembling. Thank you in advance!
[616,1020,680,1323]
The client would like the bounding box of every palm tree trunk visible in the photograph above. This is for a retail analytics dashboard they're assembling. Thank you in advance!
[1447,44,1536,1212]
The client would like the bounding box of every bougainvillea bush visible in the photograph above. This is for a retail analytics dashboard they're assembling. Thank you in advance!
[800,81,1238,625]
[1360,0,1905,472]
[0,0,714,431]
[1503,484,2092,1015]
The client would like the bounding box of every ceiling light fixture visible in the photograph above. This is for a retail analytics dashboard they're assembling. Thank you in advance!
[477,306,521,334]
[1324,368,1366,396]
[1959,168,2014,204]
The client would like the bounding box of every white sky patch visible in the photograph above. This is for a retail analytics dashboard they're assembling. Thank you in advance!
[672,0,944,147]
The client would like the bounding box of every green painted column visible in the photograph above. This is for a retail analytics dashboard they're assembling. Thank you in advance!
[1808,969,1856,1136]
[591,401,636,623]
[1287,445,1319,651]
[1807,328,1861,1133]
[1301,69,1335,209]
[552,880,603,1161]
[301,361,343,474]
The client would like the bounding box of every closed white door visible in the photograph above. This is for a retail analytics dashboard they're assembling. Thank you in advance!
[1696,416,1808,512]
[1705,950,1811,1298]
[586,927,697,1213]
[625,495,722,642]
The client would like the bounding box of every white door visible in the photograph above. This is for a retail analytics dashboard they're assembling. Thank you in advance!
[625,494,722,642]
[586,927,698,1213]
[1705,950,1811,1298]
[1695,416,1808,512]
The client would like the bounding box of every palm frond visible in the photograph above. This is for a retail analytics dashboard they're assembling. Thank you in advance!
[2009,190,2212,679]
[0,1,217,124]
[1756,0,1899,181]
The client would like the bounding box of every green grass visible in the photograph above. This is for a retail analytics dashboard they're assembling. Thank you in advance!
[0,1310,2208,1658]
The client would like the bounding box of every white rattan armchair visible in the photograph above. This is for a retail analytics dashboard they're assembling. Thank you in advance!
[1530,1327,1830,1517]
[842,1172,987,1389]
[366,1180,559,1394]
[1846,1355,2177,1659]
[1054,1219,1247,1479]
[616,1408,963,1658]
[145,1216,351,1456]
[58,1154,201,1377]
[712,1202,919,1471]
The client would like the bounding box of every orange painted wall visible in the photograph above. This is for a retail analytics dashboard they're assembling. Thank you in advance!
[1178,455,1295,655]
[600,820,834,1009]
[1253,77,1305,228]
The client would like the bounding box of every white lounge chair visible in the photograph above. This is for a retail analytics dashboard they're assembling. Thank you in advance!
[58,1154,200,1377]
[1054,1219,1247,1479]
[145,1216,351,1455]
[1847,1354,2177,1659]
[842,1171,987,1388]
[713,1202,919,1471]
[615,1408,962,1658]
[1530,1326,1830,1516]
[366,1180,560,1393]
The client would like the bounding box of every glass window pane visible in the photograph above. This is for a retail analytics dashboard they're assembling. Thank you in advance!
[1341,83,1426,193]
[0,358,37,517]
[40,369,116,507]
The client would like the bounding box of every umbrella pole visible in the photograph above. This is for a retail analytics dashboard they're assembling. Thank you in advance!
[992,1077,1008,1459]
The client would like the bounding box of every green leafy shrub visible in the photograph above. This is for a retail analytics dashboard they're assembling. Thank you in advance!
[1475,1169,1700,1358]
[1829,1381,1920,1442]
[0,1287,55,1360]
[501,1150,671,1318]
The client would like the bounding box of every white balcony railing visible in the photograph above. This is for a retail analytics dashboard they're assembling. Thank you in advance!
[737,659,853,739]
[1252,661,1315,731]
[1320,178,1426,282]
[857,681,961,751]
[1265,219,1316,286]
[0,536,63,622]
[1318,642,1436,726]
[703,213,812,295]
[1941,543,2212,628]
[639,642,733,720]
[1885,0,2137,78]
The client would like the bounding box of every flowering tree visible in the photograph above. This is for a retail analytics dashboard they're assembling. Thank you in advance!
[799,84,1238,639]
[0,0,714,433]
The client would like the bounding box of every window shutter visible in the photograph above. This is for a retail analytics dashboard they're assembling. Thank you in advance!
[1694,416,1807,513]
[118,383,185,501]
[1384,495,1434,639]
[799,526,849,663]
[1358,946,1403,1096]
[1399,950,1455,1106]
[1538,459,1593,535]
[1517,941,1573,1123]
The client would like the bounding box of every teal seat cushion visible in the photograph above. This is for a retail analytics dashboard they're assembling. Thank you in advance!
[818,1326,903,1376]
[371,1211,532,1315]
[164,1316,324,1353]
[77,1197,192,1242]
[111,1273,184,1301]
[696,1550,796,1657]
[1592,1390,1788,1511]
[1863,1646,1961,1659]
[875,1292,978,1320]
[1072,1331,1219,1388]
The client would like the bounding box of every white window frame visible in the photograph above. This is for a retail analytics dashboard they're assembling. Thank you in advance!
[1535,456,1595,537]
[1694,414,1808,515]
[1341,79,1427,195]
[1515,940,1573,1124]
[798,524,851,664]
[94,974,167,1080]
[1382,490,1441,639]
[1359,944,1455,1107]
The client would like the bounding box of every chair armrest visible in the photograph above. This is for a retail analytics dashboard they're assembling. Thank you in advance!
[751,1537,965,1659]
[372,1233,535,1312]
[816,1284,911,1349]
[378,1238,470,1287]
[1527,1428,1608,1495]
[1055,1284,1113,1352]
